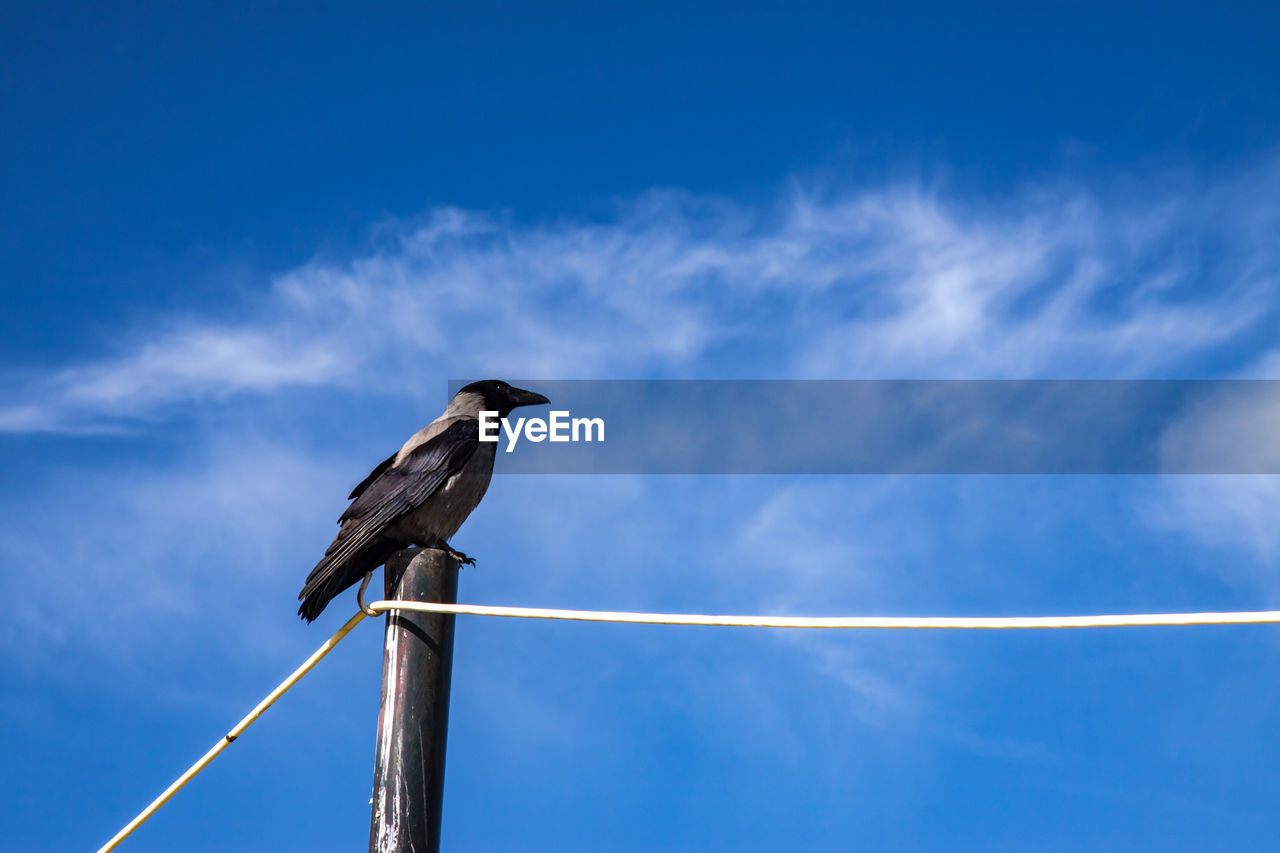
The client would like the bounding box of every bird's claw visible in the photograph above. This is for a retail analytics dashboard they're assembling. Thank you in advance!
[433,541,475,567]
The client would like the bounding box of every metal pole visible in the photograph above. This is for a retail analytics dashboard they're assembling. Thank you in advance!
[369,547,460,853]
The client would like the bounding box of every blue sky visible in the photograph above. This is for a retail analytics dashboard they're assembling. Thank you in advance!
[3,2,1280,850]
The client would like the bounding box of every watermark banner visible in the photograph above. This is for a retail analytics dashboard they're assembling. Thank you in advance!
[449,380,1280,474]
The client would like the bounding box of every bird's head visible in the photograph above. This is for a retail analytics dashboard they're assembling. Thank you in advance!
[454,380,550,418]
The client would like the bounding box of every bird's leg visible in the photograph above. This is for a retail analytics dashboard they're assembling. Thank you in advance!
[430,538,476,566]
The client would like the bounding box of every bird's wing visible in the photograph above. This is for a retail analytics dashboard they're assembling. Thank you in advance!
[347,452,396,500]
[332,416,478,553]
[297,417,479,620]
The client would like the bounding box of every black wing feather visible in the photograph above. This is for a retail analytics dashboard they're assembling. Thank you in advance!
[348,452,396,500]
[297,418,479,621]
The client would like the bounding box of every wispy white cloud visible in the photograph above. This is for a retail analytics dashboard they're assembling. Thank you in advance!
[0,327,353,432]
[1142,476,1280,583]
[3,158,1277,433]
[0,438,356,684]
[1141,382,1280,579]
[1244,349,1280,378]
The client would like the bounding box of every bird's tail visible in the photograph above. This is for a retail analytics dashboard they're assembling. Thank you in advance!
[297,538,400,622]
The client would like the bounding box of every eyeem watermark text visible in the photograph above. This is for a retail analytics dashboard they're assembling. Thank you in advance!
[479,410,605,452]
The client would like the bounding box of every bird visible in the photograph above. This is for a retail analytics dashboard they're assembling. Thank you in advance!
[297,380,549,622]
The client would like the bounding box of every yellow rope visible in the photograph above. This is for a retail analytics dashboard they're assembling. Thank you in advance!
[98,600,1280,851]
[96,610,368,853]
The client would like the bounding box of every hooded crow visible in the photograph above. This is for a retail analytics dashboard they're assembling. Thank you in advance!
[297,380,549,622]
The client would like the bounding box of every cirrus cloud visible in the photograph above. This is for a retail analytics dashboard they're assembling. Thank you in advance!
[3,158,1278,434]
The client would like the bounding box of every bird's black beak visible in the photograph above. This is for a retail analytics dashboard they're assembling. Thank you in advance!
[509,386,550,408]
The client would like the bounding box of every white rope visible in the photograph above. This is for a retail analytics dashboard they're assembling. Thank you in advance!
[98,600,1280,851]
[367,600,1280,629]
